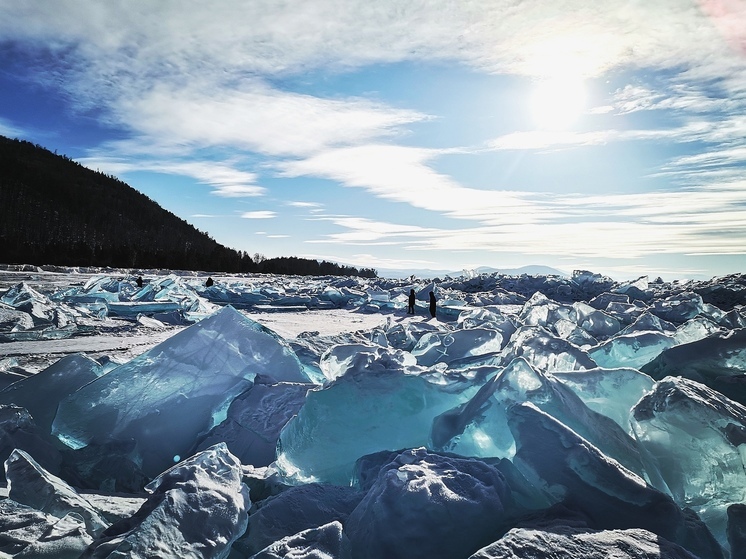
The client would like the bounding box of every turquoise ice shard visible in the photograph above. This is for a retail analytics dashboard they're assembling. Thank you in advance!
[641,328,746,406]
[431,358,644,476]
[553,367,655,433]
[501,326,597,373]
[508,403,723,559]
[588,331,675,370]
[51,306,308,477]
[276,349,475,484]
[411,328,504,367]
[631,376,746,552]
[0,353,102,433]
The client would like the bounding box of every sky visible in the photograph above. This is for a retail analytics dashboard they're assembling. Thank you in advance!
[1,1,746,280]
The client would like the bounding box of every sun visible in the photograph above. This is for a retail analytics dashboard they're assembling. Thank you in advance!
[529,77,587,130]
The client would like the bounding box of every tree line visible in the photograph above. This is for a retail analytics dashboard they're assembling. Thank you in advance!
[0,136,376,278]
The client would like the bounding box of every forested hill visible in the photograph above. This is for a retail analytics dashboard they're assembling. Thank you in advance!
[0,136,376,277]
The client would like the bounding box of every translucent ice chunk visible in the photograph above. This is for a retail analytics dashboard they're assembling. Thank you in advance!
[553,367,655,433]
[650,292,706,324]
[435,358,644,475]
[508,403,722,559]
[588,331,675,370]
[320,344,417,382]
[1,282,57,326]
[194,379,311,467]
[554,318,598,347]
[411,328,503,367]
[52,306,308,477]
[631,376,746,550]
[618,311,677,336]
[276,358,474,484]
[673,316,723,346]
[572,301,622,340]
[501,326,597,373]
[518,292,574,329]
[0,404,61,480]
[0,353,102,433]
[588,292,629,310]
[641,329,746,406]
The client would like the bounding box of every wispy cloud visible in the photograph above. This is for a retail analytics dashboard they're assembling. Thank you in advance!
[241,211,276,219]
[77,156,266,198]
[0,118,25,139]
[287,201,323,208]
[2,1,736,81]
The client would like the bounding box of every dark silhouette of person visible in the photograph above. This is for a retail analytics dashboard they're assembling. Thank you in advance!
[429,291,436,318]
[136,276,143,288]
[205,277,214,287]
[407,289,416,314]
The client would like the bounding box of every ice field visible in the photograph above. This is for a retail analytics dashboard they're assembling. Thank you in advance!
[1,265,746,558]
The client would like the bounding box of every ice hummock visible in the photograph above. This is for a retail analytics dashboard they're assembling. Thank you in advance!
[0,353,102,433]
[5,448,109,537]
[52,306,310,477]
[631,376,746,549]
[276,347,478,484]
[344,447,512,559]
[431,358,645,475]
[84,443,249,559]
[508,403,723,558]
[641,328,746,406]
[469,525,700,559]
[2,267,746,557]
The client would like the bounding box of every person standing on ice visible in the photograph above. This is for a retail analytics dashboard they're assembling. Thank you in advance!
[429,291,437,318]
[205,277,214,287]
[408,289,416,314]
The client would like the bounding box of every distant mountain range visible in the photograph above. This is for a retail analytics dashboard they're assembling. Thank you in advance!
[378,264,569,279]
[0,136,374,277]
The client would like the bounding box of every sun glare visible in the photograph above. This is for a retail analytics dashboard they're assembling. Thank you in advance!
[529,78,587,130]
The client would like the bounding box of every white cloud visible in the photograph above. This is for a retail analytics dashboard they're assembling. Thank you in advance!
[77,156,266,198]
[2,1,737,83]
[114,81,427,158]
[293,174,746,261]
[287,201,323,208]
[280,144,544,225]
[241,211,276,219]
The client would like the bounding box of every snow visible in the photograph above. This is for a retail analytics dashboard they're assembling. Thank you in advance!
[1,265,746,558]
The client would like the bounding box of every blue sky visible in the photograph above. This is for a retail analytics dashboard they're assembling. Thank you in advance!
[1,1,746,280]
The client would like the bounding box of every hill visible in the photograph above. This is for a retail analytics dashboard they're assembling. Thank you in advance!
[0,136,375,277]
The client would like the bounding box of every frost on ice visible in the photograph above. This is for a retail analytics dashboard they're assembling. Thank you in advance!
[1,267,746,558]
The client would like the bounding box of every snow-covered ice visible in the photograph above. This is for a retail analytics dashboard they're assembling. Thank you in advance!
[1,265,746,557]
